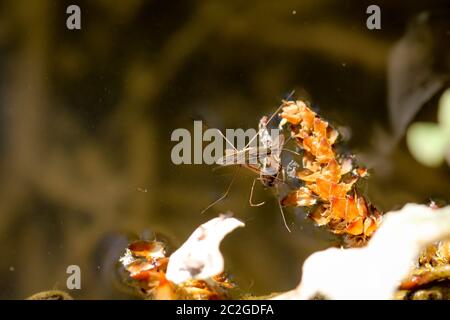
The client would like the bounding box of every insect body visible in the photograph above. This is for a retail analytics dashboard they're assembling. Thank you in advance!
[216,116,285,187]
[257,116,285,188]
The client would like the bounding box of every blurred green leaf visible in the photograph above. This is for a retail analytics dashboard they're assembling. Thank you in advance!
[406,122,448,167]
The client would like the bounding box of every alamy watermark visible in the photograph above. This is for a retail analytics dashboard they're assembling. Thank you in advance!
[66,5,81,30]
[64,5,380,31]
[366,5,381,30]
[66,265,81,290]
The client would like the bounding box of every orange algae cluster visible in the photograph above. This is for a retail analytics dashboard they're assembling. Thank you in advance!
[279,100,382,241]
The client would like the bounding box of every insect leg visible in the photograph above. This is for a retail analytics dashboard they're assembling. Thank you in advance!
[274,184,292,233]
[282,148,302,157]
[201,166,241,214]
[249,178,265,207]
[278,197,292,233]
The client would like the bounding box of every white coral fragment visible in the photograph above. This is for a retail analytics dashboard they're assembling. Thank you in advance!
[273,204,450,300]
[166,213,244,284]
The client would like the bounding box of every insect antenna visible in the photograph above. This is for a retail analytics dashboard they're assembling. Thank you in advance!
[282,148,302,157]
[244,90,296,152]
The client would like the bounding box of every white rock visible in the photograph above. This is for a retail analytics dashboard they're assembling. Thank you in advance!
[273,204,450,300]
[166,213,244,284]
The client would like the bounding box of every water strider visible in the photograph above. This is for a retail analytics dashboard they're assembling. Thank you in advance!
[202,94,300,232]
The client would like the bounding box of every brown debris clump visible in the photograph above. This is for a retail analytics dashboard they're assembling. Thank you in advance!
[400,238,450,294]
